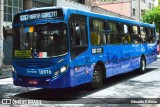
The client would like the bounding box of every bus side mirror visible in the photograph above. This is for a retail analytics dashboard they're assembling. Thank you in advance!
[3,26,7,40]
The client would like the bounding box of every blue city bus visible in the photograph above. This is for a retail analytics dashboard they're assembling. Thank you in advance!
[12,7,157,89]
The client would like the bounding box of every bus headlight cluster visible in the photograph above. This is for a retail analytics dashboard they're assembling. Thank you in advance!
[60,66,67,73]
[54,66,68,77]
[54,70,60,77]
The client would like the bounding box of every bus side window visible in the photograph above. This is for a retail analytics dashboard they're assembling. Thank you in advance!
[131,25,141,44]
[107,21,120,44]
[121,24,130,44]
[147,27,155,43]
[90,19,106,45]
[140,26,147,43]
[70,23,87,46]
[69,14,88,59]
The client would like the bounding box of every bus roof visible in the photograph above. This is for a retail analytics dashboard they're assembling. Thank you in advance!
[16,6,155,28]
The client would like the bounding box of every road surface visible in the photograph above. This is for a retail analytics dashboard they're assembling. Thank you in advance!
[0,59,160,107]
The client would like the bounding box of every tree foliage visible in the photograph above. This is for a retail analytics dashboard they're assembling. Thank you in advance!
[142,6,160,33]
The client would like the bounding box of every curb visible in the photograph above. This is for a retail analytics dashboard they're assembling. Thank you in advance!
[0,76,12,79]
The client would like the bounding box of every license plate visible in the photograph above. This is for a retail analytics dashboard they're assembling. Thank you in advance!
[28,80,38,85]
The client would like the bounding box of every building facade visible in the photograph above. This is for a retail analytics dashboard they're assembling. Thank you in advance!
[92,0,158,21]
[132,0,158,21]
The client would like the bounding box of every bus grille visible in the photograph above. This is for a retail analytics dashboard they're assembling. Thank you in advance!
[16,62,53,68]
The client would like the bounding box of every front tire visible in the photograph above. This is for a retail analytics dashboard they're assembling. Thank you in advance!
[91,65,103,89]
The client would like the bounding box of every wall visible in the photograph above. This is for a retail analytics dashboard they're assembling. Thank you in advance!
[23,0,32,10]
[92,6,133,20]
[98,2,131,18]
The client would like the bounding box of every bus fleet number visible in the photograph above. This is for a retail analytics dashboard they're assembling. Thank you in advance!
[39,70,52,75]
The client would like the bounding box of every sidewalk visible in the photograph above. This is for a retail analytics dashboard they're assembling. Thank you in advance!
[0,65,12,79]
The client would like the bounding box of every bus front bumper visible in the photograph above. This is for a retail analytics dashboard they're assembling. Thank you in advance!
[12,71,71,89]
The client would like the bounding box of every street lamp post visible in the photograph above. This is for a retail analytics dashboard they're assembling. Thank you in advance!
[0,0,4,75]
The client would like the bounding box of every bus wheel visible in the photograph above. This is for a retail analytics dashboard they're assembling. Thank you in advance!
[139,57,146,73]
[92,65,103,89]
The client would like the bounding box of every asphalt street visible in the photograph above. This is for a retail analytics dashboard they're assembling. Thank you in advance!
[0,59,160,107]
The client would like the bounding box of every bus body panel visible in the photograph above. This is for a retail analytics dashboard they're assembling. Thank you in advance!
[69,48,93,87]
[12,54,73,88]
[13,69,71,88]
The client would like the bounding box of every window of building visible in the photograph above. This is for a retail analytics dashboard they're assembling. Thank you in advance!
[4,0,23,22]
[149,3,152,9]
[71,0,85,4]
[133,8,136,16]
[90,19,106,45]
[141,9,145,16]
[106,21,121,44]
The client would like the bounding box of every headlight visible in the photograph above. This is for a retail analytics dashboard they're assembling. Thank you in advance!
[60,66,67,73]
[54,66,68,78]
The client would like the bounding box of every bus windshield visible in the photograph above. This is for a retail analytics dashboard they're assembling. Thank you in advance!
[13,22,68,58]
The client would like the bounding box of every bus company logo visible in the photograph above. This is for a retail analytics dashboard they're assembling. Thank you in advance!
[2,99,11,104]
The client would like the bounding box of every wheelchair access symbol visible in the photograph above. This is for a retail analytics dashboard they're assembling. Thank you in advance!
[33,49,39,58]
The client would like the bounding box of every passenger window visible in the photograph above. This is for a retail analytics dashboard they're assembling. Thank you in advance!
[147,28,155,43]
[90,19,106,45]
[121,24,131,44]
[70,23,87,46]
[132,25,141,44]
[132,26,139,34]
[69,14,88,59]
[107,21,121,44]
[140,27,147,43]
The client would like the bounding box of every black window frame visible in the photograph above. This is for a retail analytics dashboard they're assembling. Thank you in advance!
[69,14,88,59]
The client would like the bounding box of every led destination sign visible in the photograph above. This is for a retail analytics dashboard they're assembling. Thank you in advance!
[20,11,58,21]
[16,9,63,22]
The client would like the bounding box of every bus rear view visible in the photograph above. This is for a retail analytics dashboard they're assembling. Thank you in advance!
[12,7,70,88]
